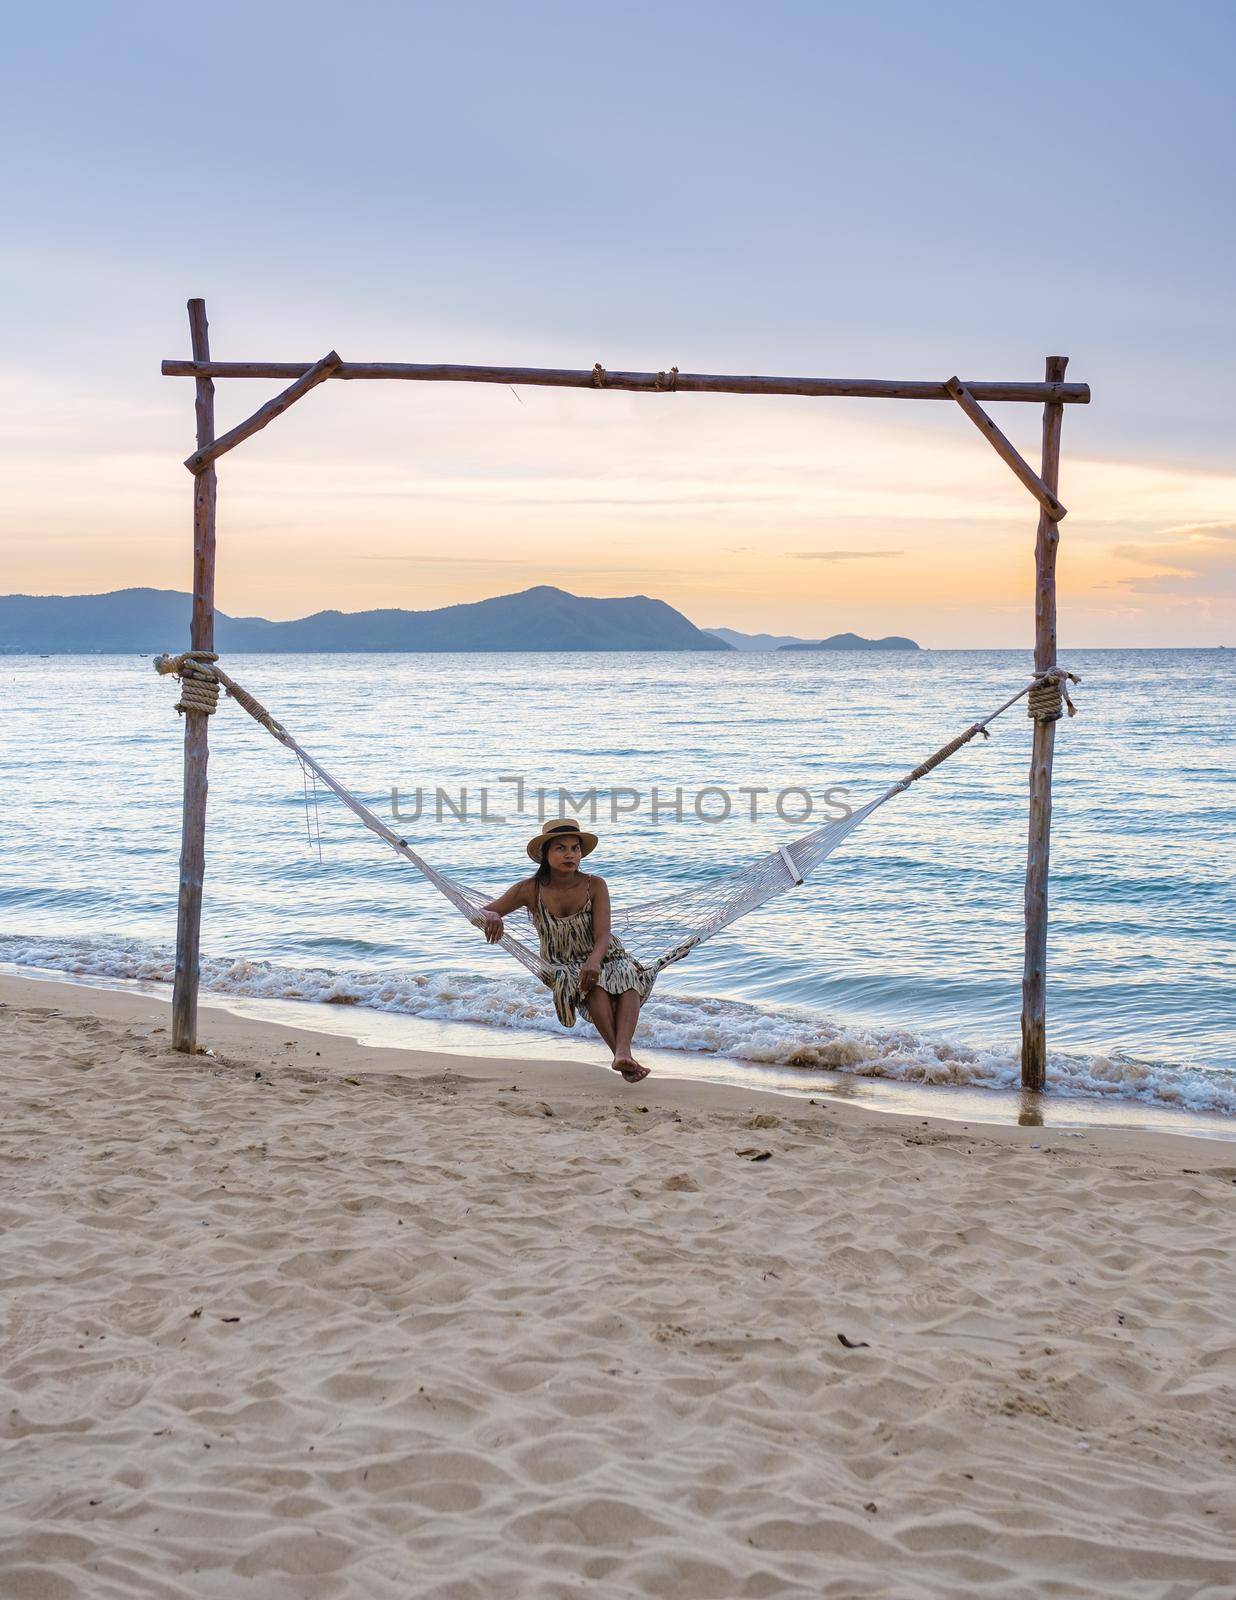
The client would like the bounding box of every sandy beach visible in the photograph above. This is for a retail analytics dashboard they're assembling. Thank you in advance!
[2,972,1235,1599]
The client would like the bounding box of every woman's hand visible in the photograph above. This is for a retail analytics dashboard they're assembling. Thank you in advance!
[579,958,601,995]
[478,910,505,944]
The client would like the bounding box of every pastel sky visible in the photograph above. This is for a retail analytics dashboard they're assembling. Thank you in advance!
[2,1,1233,646]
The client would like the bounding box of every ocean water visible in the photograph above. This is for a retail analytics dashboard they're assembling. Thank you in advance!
[1,649,1233,1113]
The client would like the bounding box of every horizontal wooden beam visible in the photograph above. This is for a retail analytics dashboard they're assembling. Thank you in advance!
[945,375,1067,521]
[162,358,1090,405]
[184,350,342,473]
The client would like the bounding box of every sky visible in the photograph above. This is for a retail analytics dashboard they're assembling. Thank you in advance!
[2,0,1233,646]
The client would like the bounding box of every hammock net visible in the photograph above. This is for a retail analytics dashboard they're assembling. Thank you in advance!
[157,653,1077,1015]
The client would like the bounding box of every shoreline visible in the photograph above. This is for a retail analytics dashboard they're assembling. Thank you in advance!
[5,965,1235,1147]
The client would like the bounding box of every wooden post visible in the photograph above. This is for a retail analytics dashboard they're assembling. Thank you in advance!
[1020,355,1068,1090]
[172,298,218,1053]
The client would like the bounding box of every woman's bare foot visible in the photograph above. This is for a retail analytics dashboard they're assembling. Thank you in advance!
[611,1055,651,1084]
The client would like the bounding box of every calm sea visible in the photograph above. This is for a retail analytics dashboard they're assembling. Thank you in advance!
[1,649,1233,1113]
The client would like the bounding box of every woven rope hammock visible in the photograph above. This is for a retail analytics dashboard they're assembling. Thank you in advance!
[155,653,1078,1018]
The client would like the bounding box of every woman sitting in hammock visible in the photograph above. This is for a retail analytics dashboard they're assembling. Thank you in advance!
[476,818,654,1083]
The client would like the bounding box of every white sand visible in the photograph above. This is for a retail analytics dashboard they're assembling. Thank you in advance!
[2,973,1235,1599]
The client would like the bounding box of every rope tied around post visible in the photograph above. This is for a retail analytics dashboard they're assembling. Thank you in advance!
[154,651,287,737]
[157,649,221,715]
[1027,666,1080,722]
[893,666,1080,791]
[591,363,606,388]
[655,366,680,391]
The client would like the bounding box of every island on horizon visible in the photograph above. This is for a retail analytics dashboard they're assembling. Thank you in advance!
[777,631,920,652]
[0,586,920,655]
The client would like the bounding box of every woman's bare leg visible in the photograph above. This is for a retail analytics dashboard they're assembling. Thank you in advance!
[582,988,617,1052]
[611,990,649,1082]
[583,988,649,1083]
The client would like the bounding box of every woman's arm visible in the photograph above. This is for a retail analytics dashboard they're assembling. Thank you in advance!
[579,876,612,993]
[475,880,529,943]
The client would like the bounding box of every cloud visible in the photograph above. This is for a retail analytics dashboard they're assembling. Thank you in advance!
[786,549,905,562]
[1111,522,1236,597]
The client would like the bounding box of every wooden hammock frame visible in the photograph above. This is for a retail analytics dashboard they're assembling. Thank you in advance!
[161,297,1089,1088]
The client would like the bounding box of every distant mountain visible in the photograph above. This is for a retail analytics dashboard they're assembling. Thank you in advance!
[778,632,920,652]
[0,586,732,654]
[0,588,214,655]
[705,626,813,651]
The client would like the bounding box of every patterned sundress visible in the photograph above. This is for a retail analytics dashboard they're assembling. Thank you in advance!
[529,873,656,1029]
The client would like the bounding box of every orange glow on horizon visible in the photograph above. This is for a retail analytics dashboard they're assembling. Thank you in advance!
[3,371,1234,646]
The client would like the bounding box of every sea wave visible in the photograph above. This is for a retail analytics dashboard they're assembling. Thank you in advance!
[3,932,1234,1117]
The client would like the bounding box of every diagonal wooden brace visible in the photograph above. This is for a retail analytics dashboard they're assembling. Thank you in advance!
[945,376,1067,522]
[185,349,342,473]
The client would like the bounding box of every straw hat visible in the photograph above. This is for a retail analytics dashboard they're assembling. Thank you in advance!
[525,817,599,862]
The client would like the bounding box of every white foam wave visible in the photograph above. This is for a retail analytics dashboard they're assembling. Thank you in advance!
[4,932,1235,1116]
